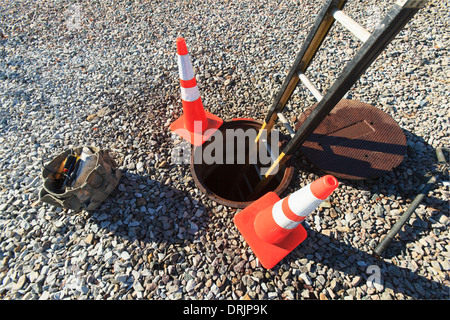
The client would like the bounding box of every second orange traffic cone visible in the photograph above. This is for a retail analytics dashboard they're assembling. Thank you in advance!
[234,175,339,269]
[170,37,223,146]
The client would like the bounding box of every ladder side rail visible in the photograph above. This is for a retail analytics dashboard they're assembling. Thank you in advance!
[283,0,426,158]
[257,0,348,140]
[248,0,427,200]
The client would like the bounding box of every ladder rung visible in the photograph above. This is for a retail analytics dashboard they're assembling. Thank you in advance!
[277,112,296,137]
[330,8,371,43]
[297,71,324,102]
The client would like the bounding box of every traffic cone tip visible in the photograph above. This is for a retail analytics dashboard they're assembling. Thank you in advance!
[310,175,338,200]
[176,38,188,55]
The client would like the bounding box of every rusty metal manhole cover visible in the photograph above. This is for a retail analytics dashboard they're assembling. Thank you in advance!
[295,99,407,180]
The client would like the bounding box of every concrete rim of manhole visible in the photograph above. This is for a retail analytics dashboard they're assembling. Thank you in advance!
[190,118,294,209]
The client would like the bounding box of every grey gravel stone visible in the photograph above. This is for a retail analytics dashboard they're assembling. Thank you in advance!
[0,0,448,301]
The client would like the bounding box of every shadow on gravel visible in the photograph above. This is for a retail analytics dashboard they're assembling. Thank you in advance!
[339,131,448,258]
[293,229,448,299]
[83,130,447,299]
[292,128,442,195]
[280,131,449,299]
[88,169,210,247]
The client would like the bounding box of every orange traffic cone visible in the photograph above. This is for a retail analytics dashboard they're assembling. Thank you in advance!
[234,175,338,269]
[170,37,223,146]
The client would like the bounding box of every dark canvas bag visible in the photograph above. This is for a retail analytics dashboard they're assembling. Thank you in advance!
[39,146,121,211]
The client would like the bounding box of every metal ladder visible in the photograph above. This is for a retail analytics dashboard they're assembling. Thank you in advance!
[239,0,427,201]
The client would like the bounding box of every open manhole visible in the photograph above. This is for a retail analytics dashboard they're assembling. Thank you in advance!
[295,99,407,180]
[190,119,294,208]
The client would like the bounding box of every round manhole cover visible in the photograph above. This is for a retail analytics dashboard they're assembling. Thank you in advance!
[295,99,406,180]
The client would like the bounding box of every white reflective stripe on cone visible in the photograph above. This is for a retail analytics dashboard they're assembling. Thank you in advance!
[178,54,195,81]
[181,86,200,102]
[271,183,323,230]
[271,200,300,230]
[288,183,323,218]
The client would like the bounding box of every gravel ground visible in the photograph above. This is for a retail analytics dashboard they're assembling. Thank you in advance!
[0,0,449,300]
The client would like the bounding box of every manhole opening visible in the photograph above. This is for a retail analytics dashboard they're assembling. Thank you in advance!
[190,119,294,208]
[202,160,285,203]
